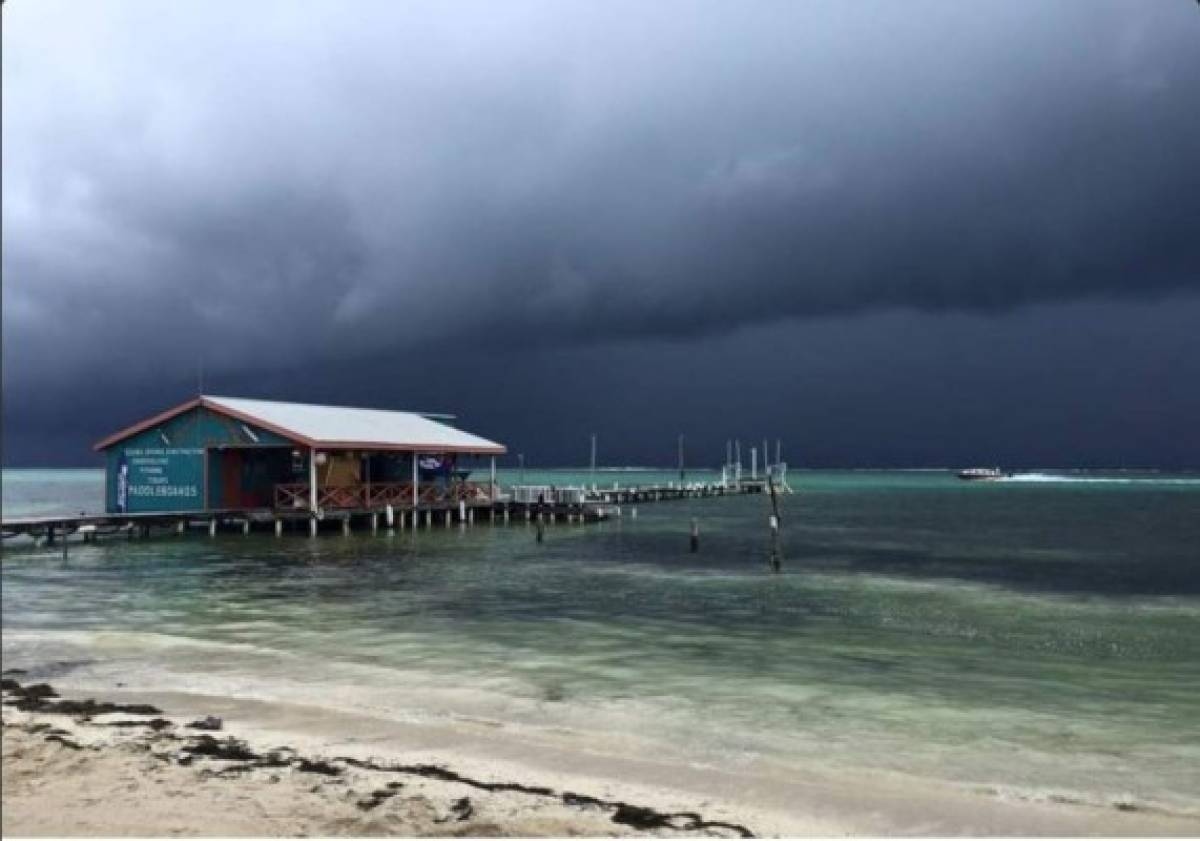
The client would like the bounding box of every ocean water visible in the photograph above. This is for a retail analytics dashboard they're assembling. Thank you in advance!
[3,468,1199,815]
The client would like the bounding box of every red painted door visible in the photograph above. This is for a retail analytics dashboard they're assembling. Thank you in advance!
[221,450,243,509]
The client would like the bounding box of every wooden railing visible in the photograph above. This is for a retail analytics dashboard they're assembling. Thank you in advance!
[274,482,493,511]
[275,483,310,510]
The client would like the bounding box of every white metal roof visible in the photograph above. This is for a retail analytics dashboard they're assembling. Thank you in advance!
[204,396,505,453]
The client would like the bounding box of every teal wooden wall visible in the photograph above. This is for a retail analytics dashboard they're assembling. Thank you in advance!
[103,406,293,513]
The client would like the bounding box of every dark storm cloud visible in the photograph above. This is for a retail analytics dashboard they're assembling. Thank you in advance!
[3,1,1199,466]
[8,295,1200,469]
[5,0,1200,390]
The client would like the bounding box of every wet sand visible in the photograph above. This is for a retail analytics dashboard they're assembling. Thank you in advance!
[5,678,1200,837]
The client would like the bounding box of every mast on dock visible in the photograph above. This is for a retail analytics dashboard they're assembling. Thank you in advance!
[590,433,597,487]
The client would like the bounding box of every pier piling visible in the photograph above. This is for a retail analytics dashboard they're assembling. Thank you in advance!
[768,475,782,572]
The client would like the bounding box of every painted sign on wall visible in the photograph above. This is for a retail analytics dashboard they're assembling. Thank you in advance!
[120,447,204,509]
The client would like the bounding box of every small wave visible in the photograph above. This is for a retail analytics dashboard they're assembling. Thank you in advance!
[976,782,1200,820]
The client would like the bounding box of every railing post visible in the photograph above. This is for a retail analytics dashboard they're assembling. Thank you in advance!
[412,451,418,510]
[309,449,318,513]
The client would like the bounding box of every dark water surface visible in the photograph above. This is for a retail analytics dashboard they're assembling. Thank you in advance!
[3,469,1199,813]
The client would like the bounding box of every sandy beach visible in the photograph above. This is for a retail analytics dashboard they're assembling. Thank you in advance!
[2,678,756,838]
[5,676,1199,838]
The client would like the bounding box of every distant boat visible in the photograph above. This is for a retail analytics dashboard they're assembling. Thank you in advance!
[957,467,1008,481]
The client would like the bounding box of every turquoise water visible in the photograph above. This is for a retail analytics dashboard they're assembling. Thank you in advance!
[2,469,107,518]
[3,468,1199,814]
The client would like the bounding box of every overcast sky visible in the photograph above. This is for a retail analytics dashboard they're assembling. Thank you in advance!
[3,0,1199,467]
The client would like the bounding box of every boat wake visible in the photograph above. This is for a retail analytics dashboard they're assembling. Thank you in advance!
[999,472,1200,486]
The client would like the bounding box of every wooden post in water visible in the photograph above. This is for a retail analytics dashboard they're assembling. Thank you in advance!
[275,519,283,537]
[210,518,218,538]
[342,517,351,537]
[768,475,782,572]
[690,518,699,553]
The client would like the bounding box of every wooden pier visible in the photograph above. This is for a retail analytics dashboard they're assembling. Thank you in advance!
[2,479,766,548]
[3,395,793,551]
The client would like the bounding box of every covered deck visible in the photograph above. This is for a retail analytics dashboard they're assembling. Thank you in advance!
[272,451,498,513]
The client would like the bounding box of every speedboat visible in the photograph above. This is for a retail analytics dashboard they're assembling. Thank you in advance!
[957,467,1007,481]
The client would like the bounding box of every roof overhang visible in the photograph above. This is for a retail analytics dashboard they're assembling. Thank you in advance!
[93,397,506,455]
[93,397,208,452]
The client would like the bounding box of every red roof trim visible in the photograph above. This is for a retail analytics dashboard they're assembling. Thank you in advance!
[313,441,507,455]
[93,398,203,451]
